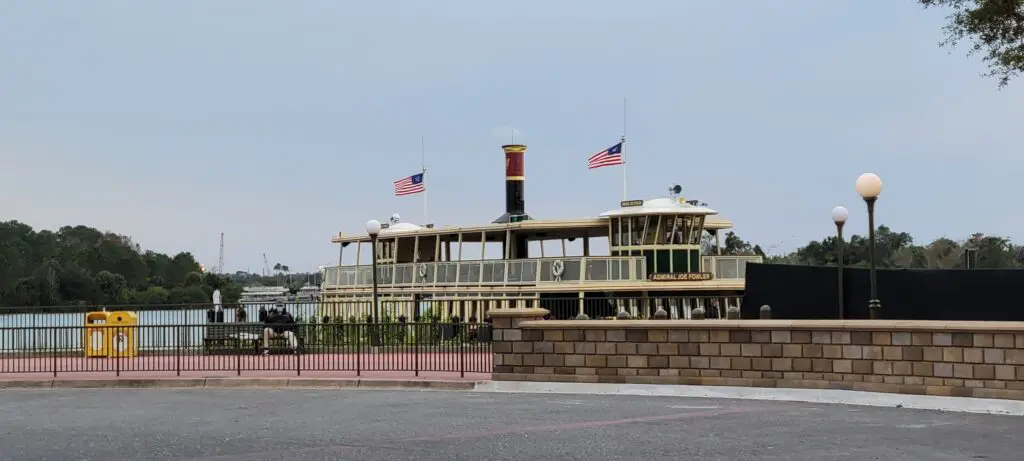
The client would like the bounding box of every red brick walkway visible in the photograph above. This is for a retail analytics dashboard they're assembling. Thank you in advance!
[0,352,491,382]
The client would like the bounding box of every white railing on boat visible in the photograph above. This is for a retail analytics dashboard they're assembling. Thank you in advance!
[322,255,761,289]
[322,256,647,288]
[701,255,762,280]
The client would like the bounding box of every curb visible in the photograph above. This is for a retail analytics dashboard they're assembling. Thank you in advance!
[477,381,1024,416]
[7,378,1024,415]
[0,378,484,391]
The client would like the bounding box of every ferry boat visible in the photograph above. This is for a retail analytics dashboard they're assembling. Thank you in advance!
[320,144,761,320]
[240,285,321,304]
[239,286,288,304]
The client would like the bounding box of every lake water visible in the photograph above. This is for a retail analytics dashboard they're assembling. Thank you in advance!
[0,303,319,352]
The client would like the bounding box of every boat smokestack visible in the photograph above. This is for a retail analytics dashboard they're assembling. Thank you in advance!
[492,144,531,224]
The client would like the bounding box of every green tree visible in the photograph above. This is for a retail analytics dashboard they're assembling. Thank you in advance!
[94,270,127,304]
[0,220,243,307]
[919,0,1024,87]
[720,232,766,257]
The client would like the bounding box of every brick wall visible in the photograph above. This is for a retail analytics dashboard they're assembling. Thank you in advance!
[489,310,1024,401]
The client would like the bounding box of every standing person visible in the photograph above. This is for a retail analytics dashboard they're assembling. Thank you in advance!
[262,307,298,355]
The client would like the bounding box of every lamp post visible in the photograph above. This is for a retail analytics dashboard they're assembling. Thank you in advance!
[831,206,848,319]
[365,220,382,339]
[855,173,883,319]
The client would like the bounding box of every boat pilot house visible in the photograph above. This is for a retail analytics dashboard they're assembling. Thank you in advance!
[321,144,760,321]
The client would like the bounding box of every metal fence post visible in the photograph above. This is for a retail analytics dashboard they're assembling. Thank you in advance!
[236,334,242,376]
[114,326,121,377]
[296,324,303,377]
[459,334,465,378]
[356,322,362,377]
[52,327,57,378]
[176,325,181,376]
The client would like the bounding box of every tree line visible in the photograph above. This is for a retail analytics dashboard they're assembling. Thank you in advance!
[0,221,317,307]
[710,227,1023,269]
[2,220,1020,307]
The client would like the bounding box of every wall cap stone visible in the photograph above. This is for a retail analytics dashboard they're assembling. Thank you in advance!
[487,308,550,318]
[519,319,1024,333]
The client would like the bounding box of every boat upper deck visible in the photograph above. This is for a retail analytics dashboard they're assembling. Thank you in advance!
[330,215,735,245]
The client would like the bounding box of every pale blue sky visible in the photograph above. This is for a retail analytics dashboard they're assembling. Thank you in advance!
[2,1,1021,273]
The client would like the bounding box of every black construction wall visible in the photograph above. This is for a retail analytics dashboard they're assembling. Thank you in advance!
[741,263,1024,321]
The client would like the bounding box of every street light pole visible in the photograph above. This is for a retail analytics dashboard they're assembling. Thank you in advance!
[831,206,848,320]
[855,173,883,319]
[365,219,382,344]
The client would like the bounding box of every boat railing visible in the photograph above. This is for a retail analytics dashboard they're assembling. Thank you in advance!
[322,256,647,288]
[701,255,762,280]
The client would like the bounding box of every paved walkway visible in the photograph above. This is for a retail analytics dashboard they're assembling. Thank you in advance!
[2,389,1022,460]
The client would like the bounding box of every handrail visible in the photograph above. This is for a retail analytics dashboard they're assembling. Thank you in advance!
[701,255,762,280]
[322,256,647,288]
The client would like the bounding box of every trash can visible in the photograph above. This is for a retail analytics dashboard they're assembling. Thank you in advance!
[84,312,110,358]
[107,311,139,358]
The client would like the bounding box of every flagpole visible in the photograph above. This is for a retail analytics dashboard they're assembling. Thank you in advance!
[421,136,428,225]
[622,97,628,201]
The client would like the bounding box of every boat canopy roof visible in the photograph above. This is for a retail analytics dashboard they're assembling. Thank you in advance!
[599,197,717,218]
[331,213,734,245]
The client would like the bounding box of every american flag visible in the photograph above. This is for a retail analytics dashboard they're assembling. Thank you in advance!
[394,172,425,196]
[587,142,624,169]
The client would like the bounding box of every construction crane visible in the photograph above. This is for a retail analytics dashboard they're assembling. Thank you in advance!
[263,253,271,277]
[217,233,225,274]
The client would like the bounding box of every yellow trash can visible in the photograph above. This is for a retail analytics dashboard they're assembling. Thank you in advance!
[106,311,139,358]
[84,312,110,358]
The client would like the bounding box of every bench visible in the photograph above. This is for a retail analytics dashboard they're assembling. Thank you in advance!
[202,323,263,355]
[263,326,306,355]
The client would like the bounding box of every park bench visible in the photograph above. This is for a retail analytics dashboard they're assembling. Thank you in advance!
[203,323,307,355]
[264,325,306,355]
[202,323,262,355]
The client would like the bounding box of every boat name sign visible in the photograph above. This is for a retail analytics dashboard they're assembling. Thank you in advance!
[648,272,714,282]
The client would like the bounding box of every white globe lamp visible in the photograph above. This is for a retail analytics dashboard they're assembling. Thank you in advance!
[831,206,848,224]
[855,173,882,200]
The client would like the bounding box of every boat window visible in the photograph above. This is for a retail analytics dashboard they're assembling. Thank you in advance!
[657,216,672,244]
[643,216,659,245]
[630,216,645,245]
[668,216,683,244]
[610,218,621,246]
[680,216,694,244]
[689,216,705,245]
[376,240,396,261]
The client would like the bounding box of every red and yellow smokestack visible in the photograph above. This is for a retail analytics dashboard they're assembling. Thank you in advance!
[503,144,526,219]
[493,144,530,258]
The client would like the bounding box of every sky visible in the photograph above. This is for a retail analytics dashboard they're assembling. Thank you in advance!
[2,0,1022,273]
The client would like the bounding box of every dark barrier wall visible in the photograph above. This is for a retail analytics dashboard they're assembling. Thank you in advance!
[741,263,1024,321]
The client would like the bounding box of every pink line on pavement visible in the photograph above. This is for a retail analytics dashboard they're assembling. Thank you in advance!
[404,407,761,441]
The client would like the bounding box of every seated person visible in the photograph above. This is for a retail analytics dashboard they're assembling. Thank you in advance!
[262,308,298,355]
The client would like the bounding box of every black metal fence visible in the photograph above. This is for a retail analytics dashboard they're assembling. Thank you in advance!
[0,321,492,378]
[742,262,1024,320]
[0,295,749,377]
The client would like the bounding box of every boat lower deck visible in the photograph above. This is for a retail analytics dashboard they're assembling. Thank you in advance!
[317,291,743,322]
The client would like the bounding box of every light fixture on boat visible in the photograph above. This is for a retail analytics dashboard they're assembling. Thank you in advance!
[365,219,383,343]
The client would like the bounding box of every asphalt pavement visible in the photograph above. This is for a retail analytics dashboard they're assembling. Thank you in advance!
[1,388,1021,460]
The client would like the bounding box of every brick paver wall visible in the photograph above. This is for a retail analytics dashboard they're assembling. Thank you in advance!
[488,310,1024,401]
